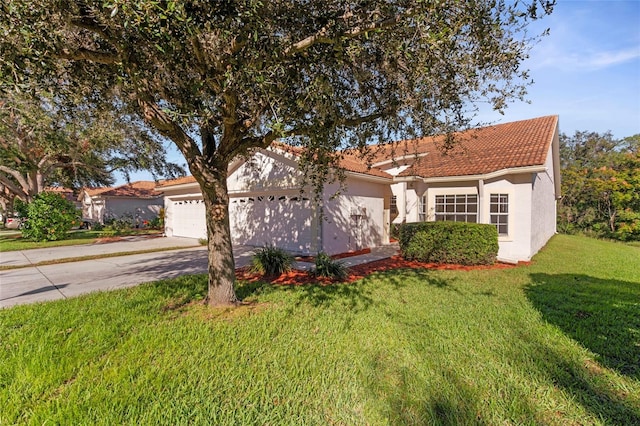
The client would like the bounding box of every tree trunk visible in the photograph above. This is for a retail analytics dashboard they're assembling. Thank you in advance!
[200,169,239,307]
[609,211,616,233]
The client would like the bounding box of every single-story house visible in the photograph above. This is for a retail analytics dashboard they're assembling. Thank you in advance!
[373,115,561,263]
[159,115,561,262]
[158,147,393,255]
[79,181,164,225]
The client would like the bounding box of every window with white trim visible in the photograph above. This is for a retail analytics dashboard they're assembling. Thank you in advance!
[390,195,398,215]
[490,194,509,236]
[419,195,427,221]
[434,194,477,223]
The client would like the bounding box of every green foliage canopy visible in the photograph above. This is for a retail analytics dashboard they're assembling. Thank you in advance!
[0,89,184,204]
[559,132,640,240]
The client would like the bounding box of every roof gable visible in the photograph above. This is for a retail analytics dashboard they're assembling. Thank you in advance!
[159,146,392,190]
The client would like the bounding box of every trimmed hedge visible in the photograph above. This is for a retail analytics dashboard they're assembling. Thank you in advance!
[399,221,498,265]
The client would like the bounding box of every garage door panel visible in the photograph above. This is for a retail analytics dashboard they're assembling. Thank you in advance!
[230,195,312,254]
[171,198,206,239]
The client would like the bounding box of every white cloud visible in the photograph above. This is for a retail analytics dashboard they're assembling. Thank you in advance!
[532,46,640,72]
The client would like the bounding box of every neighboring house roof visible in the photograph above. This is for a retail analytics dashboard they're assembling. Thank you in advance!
[82,181,162,198]
[374,116,558,179]
[157,175,197,188]
[44,186,76,199]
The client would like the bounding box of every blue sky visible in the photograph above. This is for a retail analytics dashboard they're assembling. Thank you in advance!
[123,1,640,185]
[476,0,640,139]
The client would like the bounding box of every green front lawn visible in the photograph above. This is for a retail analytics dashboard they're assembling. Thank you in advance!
[0,229,162,252]
[0,229,102,251]
[1,234,639,424]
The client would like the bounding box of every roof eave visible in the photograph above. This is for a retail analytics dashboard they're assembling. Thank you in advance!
[371,152,429,168]
[157,181,200,192]
[394,165,548,184]
[344,170,393,183]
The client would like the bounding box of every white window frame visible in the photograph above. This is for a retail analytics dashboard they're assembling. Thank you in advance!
[419,194,427,221]
[433,193,478,223]
[390,195,398,215]
[490,193,509,236]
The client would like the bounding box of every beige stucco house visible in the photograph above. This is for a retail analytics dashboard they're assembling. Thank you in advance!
[79,181,164,225]
[159,146,393,255]
[375,115,561,262]
[159,116,561,262]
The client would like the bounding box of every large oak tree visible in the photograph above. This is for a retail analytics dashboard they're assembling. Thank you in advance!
[0,89,184,204]
[0,0,554,305]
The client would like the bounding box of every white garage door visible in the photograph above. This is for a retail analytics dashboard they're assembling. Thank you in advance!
[229,194,313,254]
[170,198,207,239]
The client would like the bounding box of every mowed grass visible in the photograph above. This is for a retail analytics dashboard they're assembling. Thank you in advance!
[0,230,102,251]
[0,229,162,252]
[1,235,638,425]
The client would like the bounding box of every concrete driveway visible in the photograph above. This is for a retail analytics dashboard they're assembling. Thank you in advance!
[0,239,256,308]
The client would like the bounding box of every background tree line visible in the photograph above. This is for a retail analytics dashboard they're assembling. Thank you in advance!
[558,131,640,241]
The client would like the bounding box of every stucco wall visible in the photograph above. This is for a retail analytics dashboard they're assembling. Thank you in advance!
[228,151,303,193]
[102,197,163,225]
[483,174,533,262]
[399,176,540,262]
[321,177,387,255]
[530,145,557,256]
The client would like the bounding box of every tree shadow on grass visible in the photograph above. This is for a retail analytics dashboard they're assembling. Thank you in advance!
[526,273,640,380]
[290,268,460,313]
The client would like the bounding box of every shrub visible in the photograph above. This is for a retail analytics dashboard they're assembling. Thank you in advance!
[250,245,294,276]
[399,221,498,265]
[148,215,163,230]
[101,214,134,236]
[20,192,80,241]
[313,252,348,280]
[90,222,104,231]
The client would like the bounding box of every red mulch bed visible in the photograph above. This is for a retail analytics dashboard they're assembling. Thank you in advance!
[294,248,371,263]
[236,255,529,286]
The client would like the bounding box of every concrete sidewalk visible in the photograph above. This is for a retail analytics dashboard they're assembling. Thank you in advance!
[0,238,399,308]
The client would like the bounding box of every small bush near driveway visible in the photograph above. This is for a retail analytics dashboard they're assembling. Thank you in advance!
[250,245,294,276]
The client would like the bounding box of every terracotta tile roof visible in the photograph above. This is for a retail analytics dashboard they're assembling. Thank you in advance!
[44,186,74,194]
[338,154,393,179]
[157,175,197,188]
[369,116,558,179]
[84,181,162,198]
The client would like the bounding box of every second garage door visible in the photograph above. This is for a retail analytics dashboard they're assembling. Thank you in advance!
[229,194,314,254]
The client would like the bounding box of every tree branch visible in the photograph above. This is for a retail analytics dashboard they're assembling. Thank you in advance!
[0,170,28,200]
[57,48,119,64]
[285,8,413,56]
[136,97,205,171]
[68,2,120,47]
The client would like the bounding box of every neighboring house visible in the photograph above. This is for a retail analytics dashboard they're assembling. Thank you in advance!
[44,186,77,202]
[79,181,164,225]
[373,115,561,263]
[159,116,560,262]
[159,147,393,255]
